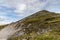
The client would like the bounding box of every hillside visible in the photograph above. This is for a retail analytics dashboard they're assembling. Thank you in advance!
[0,10,60,40]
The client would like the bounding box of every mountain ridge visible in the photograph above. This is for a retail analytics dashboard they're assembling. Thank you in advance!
[0,10,60,40]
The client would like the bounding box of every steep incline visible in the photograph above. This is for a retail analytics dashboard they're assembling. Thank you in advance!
[9,10,60,40]
[0,10,60,40]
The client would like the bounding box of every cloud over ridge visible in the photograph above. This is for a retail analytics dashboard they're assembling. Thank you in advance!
[0,0,60,25]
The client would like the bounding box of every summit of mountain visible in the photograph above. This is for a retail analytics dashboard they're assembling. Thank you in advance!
[0,10,60,40]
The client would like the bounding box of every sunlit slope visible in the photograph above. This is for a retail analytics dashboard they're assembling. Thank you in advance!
[2,10,60,40]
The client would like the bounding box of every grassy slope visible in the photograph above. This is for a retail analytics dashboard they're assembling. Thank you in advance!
[0,25,8,30]
[1,10,60,40]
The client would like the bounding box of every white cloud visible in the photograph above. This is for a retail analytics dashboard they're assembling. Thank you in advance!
[0,0,50,25]
[0,0,59,14]
[15,3,27,13]
[0,0,50,13]
[0,16,10,25]
[0,0,60,25]
[0,10,14,24]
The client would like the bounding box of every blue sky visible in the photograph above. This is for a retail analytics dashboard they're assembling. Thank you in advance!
[0,0,60,25]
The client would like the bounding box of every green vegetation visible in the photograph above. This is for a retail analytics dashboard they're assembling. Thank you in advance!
[8,10,60,40]
[0,25,7,30]
[1,10,60,40]
[9,31,60,40]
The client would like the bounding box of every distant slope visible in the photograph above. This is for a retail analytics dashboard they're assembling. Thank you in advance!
[2,10,60,40]
[0,24,8,30]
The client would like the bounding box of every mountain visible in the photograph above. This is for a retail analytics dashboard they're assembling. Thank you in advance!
[0,10,60,40]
